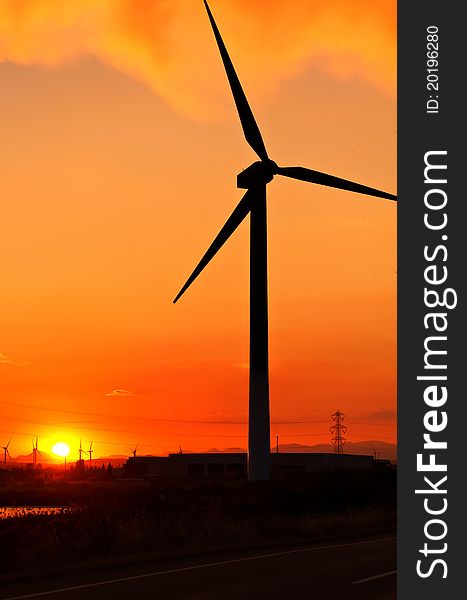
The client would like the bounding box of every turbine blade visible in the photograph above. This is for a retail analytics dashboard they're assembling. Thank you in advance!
[276,166,397,201]
[203,1,268,161]
[174,189,252,303]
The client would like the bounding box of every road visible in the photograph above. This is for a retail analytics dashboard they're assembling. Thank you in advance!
[0,536,396,600]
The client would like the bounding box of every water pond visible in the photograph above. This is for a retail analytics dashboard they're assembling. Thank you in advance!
[0,506,77,520]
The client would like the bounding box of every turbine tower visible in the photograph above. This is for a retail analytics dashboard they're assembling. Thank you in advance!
[174,1,397,481]
[2,439,11,465]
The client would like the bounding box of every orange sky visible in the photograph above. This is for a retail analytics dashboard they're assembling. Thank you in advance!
[0,0,396,461]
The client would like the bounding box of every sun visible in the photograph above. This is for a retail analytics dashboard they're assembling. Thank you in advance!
[52,442,70,458]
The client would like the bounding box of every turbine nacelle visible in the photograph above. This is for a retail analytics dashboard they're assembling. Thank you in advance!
[237,160,278,189]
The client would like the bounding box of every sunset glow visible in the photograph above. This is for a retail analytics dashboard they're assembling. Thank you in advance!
[0,0,396,459]
[52,442,70,458]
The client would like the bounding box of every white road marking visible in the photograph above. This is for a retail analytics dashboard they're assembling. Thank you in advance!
[1,536,396,600]
[352,570,397,585]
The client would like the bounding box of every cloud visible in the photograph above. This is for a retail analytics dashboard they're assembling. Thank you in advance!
[361,408,396,422]
[0,352,27,367]
[233,362,249,370]
[0,0,395,120]
[106,389,133,397]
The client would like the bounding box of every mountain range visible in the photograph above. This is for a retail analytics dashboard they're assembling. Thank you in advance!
[7,441,396,465]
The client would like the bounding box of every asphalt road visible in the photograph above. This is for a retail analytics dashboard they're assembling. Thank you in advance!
[0,536,396,600]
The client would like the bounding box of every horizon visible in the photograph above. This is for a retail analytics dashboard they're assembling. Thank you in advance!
[3,438,397,466]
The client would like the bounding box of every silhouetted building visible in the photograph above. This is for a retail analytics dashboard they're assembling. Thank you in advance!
[125,452,375,480]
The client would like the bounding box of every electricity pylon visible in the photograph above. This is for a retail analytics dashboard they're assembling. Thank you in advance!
[330,410,347,454]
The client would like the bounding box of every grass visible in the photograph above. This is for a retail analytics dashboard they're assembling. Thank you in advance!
[0,470,396,578]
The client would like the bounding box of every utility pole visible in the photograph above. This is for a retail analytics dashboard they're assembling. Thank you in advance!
[330,410,347,454]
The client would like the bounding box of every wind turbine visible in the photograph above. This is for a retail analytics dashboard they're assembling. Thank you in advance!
[130,446,138,458]
[87,442,93,467]
[78,438,85,461]
[2,439,11,465]
[32,436,41,469]
[174,1,397,481]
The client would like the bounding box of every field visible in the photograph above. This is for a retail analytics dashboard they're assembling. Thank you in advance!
[0,469,396,579]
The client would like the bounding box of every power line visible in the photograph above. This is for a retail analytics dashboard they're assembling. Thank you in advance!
[0,401,395,428]
[0,401,334,426]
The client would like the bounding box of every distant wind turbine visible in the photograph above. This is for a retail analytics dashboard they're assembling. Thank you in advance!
[2,439,11,464]
[32,436,41,469]
[130,446,138,458]
[78,439,86,461]
[173,1,397,481]
[87,442,93,467]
